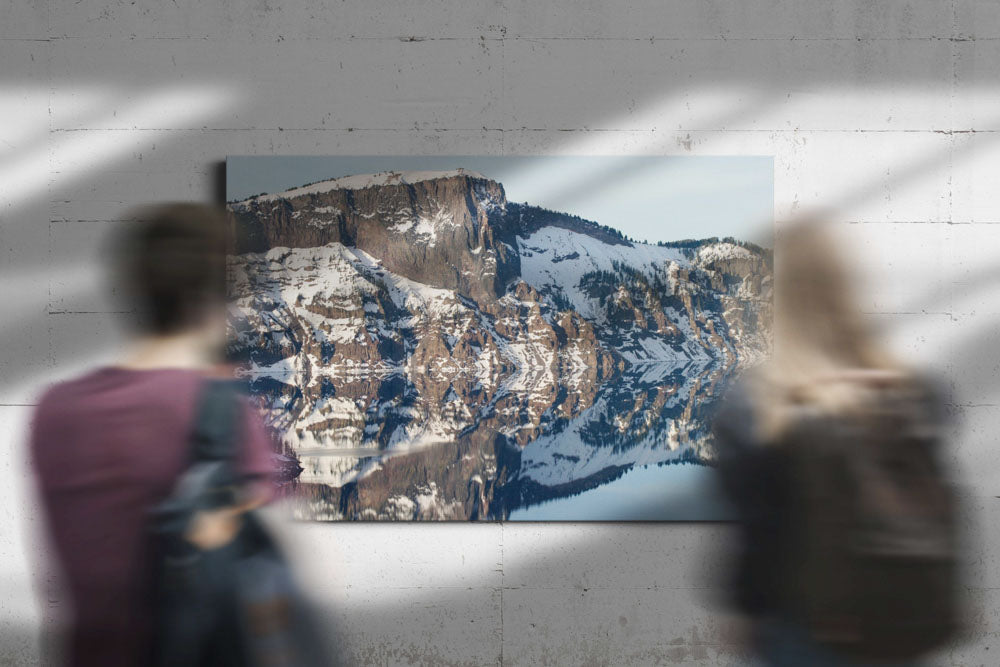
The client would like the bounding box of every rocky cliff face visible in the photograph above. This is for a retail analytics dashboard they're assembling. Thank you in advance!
[227,170,772,520]
[229,169,520,304]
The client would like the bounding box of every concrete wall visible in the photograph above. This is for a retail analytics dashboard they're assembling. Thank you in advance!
[2,1,999,664]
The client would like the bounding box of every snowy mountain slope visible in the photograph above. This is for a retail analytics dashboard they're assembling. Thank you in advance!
[517,227,690,320]
[517,227,771,367]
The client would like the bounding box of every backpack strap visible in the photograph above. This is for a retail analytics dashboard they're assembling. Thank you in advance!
[183,379,244,510]
[190,379,243,464]
[149,380,245,543]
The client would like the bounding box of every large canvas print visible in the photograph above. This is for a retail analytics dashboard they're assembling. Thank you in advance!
[226,156,772,521]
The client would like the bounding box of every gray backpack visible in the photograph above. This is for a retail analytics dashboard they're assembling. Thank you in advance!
[780,379,962,661]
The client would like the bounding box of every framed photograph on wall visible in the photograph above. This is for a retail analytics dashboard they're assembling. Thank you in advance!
[226,156,772,521]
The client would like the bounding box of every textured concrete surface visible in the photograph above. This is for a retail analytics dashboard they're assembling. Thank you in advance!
[2,1,999,665]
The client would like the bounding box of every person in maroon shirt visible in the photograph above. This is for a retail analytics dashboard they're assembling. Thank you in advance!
[30,204,275,666]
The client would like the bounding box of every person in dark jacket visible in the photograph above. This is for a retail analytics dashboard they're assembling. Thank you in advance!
[713,221,958,666]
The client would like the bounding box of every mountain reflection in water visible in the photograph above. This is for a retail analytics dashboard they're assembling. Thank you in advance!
[253,358,737,521]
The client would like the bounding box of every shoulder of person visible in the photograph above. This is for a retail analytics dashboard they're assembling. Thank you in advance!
[31,370,97,417]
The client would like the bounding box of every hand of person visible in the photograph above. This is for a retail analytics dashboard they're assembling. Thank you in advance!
[185,506,241,550]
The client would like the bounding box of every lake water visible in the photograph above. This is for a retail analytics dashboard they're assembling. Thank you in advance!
[508,462,734,521]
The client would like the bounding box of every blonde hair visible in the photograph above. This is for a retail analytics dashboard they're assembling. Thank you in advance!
[753,221,904,439]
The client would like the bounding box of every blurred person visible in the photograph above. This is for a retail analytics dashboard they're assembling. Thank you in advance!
[712,221,962,666]
[29,204,280,666]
